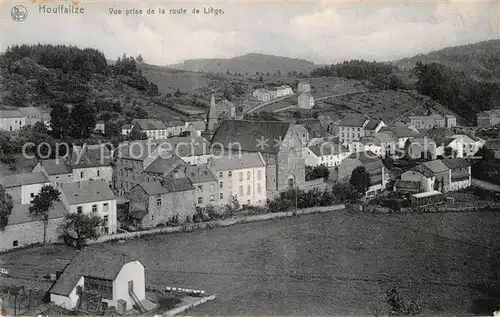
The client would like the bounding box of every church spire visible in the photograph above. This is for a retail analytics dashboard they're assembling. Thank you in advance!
[207,89,218,132]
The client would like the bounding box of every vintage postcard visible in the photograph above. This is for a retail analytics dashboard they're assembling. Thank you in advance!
[0,0,499,315]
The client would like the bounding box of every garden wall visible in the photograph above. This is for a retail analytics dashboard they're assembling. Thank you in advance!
[88,204,345,244]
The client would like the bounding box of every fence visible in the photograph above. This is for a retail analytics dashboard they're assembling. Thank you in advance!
[87,204,345,244]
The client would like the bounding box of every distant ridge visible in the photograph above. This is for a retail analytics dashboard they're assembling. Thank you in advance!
[168,53,317,74]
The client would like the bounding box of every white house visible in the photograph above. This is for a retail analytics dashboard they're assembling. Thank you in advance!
[0,109,26,132]
[400,165,435,193]
[0,172,67,252]
[0,172,50,205]
[49,247,146,312]
[131,119,170,140]
[278,85,294,97]
[33,159,74,187]
[252,88,271,102]
[305,143,350,167]
[297,81,311,93]
[60,180,117,235]
[298,92,314,109]
[208,152,267,207]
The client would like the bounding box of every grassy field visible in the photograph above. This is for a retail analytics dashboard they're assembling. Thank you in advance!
[2,210,500,315]
[0,212,500,315]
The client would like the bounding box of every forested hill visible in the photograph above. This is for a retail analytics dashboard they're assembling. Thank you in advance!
[0,44,160,124]
[394,40,500,82]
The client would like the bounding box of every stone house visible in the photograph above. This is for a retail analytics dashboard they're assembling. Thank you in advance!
[49,247,146,312]
[442,158,471,191]
[399,164,436,193]
[128,177,195,227]
[210,120,305,198]
[337,151,389,197]
[298,92,314,109]
[404,137,437,160]
[33,159,74,187]
[207,152,266,207]
[185,164,219,209]
[409,114,445,129]
[71,145,114,186]
[0,172,67,252]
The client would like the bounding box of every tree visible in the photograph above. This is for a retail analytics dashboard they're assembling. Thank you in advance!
[127,128,148,140]
[61,213,105,248]
[224,194,240,216]
[0,185,14,231]
[136,54,144,63]
[29,185,60,244]
[50,102,70,138]
[349,166,371,197]
[331,182,359,202]
[70,103,97,138]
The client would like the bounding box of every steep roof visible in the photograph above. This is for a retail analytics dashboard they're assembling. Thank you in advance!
[211,120,293,154]
[422,127,454,144]
[364,119,382,131]
[38,159,72,175]
[61,180,115,205]
[18,107,41,116]
[339,113,368,127]
[210,152,265,171]
[0,110,23,118]
[359,136,382,146]
[132,119,167,131]
[137,177,194,195]
[422,160,449,174]
[0,172,49,188]
[185,164,217,183]
[380,125,421,138]
[441,158,471,169]
[144,155,186,175]
[49,247,139,296]
[71,145,113,168]
[411,164,434,178]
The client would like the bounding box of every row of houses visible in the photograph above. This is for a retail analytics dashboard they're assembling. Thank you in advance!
[0,107,51,131]
[409,114,457,129]
[252,85,294,102]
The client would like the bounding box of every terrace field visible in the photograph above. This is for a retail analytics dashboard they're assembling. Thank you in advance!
[2,210,500,315]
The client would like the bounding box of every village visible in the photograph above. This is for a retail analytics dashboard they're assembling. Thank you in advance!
[1,72,500,315]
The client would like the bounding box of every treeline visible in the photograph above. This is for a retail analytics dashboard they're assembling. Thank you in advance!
[2,44,108,74]
[414,62,500,121]
[310,60,404,90]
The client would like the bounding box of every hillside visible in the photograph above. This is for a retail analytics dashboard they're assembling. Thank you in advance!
[393,40,500,82]
[168,53,316,75]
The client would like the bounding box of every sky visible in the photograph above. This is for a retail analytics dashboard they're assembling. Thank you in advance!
[0,0,498,65]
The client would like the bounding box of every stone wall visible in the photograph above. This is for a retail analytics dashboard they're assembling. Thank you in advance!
[0,217,64,252]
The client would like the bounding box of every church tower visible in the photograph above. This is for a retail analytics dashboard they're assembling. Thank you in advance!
[207,90,218,132]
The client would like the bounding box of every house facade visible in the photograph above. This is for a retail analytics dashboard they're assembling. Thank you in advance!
[49,247,146,312]
[60,180,117,235]
[477,110,500,128]
[207,152,267,207]
[185,165,219,209]
[305,143,350,167]
[131,119,170,139]
[298,92,314,109]
[33,159,74,187]
[409,114,445,129]
[210,120,305,198]
[442,158,471,191]
[0,110,26,131]
[338,114,370,145]
[297,81,311,93]
[252,88,272,102]
[404,137,437,160]
[128,178,195,227]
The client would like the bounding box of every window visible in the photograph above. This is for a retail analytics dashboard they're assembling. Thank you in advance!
[77,206,83,214]
[198,185,203,192]
[92,204,97,213]
[210,195,215,202]
[97,170,100,177]
[220,182,223,189]
[257,183,261,194]
[68,174,72,178]
[103,203,109,213]
[198,197,203,204]
[228,171,232,177]
[13,240,18,247]
[247,185,251,195]
[80,171,84,178]
[239,186,243,196]
[219,171,223,178]
[257,170,261,181]
[247,171,250,180]
[239,172,243,181]
[220,193,223,200]
[156,198,162,206]
[30,193,34,198]
[103,215,108,224]
[55,176,59,179]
